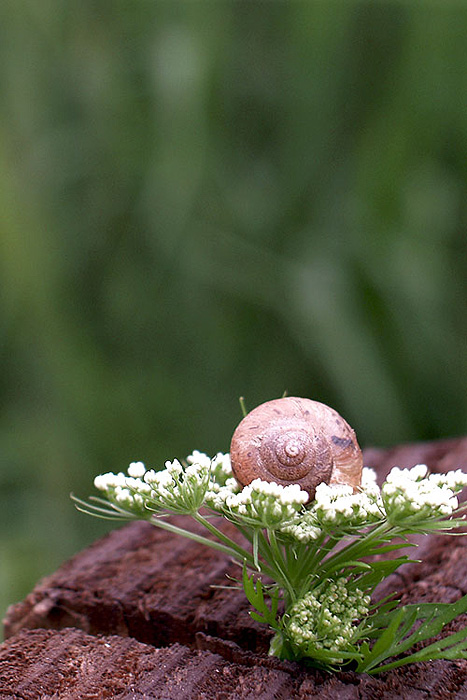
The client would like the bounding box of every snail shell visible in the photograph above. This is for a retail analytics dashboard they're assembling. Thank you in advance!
[230,397,362,501]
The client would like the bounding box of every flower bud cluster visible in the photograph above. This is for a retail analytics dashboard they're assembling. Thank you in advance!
[279,512,322,543]
[313,468,383,529]
[204,451,234,487]
[286,577,370,662]
[382,464,467,522]
[94,452,231,516]
[279,468,383,542]
[204,478,241,511]
[93,454,467,535]
[93,462,150,515]
[144,456,212,513]
[207,478,309,529]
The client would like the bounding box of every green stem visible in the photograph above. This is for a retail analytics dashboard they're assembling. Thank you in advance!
[257,529,272,560]
[302,533,334,572]
[254,529,287,581]
[193,512,257,567]
[149,515,249,563]
[291,534,336,596]
[319,522,396,578]
[267,529,295,603]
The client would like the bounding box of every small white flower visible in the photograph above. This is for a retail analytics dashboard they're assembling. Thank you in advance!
[143,469,158,485]
[312,477,383,529]
[94,473,112,491]
[127,461,146,478]
[430,469,467,492]
[115,487,133,504]
[408,464,428,480]
[186,450,211,469]
[164,459,183,476]
[94,472,127,491]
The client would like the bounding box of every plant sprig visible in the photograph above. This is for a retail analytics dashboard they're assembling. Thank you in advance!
[72,453,467,674]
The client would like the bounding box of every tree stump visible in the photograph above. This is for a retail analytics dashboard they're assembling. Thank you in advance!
[2,438,467,699]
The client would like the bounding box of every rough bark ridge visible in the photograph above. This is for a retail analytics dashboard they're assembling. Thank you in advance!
[1,437,467,699]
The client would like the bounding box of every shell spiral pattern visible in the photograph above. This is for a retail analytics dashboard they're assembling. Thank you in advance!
[230,397,363,501]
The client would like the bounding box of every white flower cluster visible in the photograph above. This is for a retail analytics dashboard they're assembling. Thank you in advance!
[204,478,241,511]
[279,468,383,542]
[144,455,212,513]
[206,478,309,529]
[313,468,383,529]
[279,512,322,543]
[94,452,231,516]
[204,451,234,487]
[93,452,467,533]
[286,577,370,661]
[93,461,151,513]
[382,464,467,521]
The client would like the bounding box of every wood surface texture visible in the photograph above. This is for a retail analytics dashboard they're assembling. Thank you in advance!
[2,437,467,698]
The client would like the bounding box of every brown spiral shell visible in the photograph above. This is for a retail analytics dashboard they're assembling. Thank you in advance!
[230,397,363,501]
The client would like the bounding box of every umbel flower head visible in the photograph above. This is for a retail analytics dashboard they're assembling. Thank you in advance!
[75,450,467,675]
[382,464,465,521]
[92,453,466,536]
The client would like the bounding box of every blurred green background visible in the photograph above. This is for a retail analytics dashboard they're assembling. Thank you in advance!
[1,0,467,624]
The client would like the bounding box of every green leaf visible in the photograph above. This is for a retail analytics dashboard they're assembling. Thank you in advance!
[357,607,413,673]
[358,594,467,674]
[367,542,415,554]
[374,625,467,673]
[351,556,416,594]
[250,611,267,624]
[270,587,279,620]
[242,564,280,628]
[242,564,264,611]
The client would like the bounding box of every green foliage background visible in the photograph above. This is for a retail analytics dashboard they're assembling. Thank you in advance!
[1,1,466,623]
